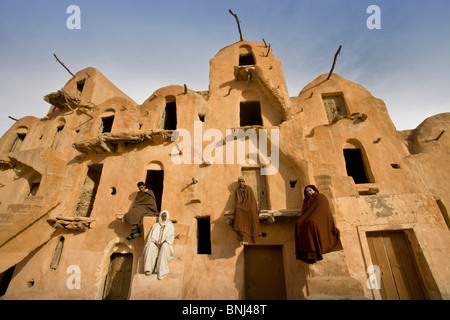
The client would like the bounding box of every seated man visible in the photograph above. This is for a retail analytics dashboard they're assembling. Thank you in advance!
[143,210,175,280]
[122,181,158,240]
[233,176,261,245]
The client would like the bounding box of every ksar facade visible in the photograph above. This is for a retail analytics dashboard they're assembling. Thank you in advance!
[0,40,448,300]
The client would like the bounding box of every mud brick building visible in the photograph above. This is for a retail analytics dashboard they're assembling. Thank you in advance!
[0,39,448,300]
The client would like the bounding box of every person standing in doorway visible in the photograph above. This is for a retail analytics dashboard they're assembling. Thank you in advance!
[233,176,261,245]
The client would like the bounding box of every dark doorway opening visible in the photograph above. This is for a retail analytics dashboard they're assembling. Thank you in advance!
[145,169,164,212]
[100,116,114,134]
[240,101,262,127]
[344,148,370,184]
[102,253,133,300]
[197,216,211,254]
[76,164,103,217]
[163,102,177,130]
[239,53,255,66]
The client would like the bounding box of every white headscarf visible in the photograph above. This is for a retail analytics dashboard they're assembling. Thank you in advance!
[148,210,174,246]
[158,210,170,226]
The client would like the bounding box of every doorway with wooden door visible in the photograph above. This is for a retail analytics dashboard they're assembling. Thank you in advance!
[102,253,133,300]
[244,245,287,300]
[366,230,429,300]
[241,167,269,210]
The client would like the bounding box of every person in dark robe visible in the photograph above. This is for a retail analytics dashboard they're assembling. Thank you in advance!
[233,176,261,245]
[123,181,158,240]
[294,185,343,263]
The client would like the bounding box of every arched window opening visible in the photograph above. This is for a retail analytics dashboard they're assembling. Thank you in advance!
[99,110,115,134]
[343,140,374,184]
[239,46,256,66]
[344,148,369,184]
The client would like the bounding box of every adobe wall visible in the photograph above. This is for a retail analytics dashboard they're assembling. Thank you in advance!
[0,40,448,300]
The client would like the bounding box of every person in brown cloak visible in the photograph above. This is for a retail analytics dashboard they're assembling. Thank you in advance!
[294,185,343,263]
[123,181,158,240]
[233,176,261,245]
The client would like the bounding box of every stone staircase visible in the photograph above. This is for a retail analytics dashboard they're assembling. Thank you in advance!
[305,250,368,300]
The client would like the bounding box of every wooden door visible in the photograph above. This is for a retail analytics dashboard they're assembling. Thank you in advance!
[244,245,286,300]
[102,253,133,300]
[241,168,268,210]
[367,230,428,300]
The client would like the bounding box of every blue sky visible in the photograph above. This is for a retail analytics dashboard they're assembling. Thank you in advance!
[0,0,449,136]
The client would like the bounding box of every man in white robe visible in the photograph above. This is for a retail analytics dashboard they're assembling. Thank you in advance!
[143,210,174,280]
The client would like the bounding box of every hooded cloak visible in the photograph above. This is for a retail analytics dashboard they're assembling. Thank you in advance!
[294,192,343,263]
[233,185,261,244]
[143,210,175,279]
[124,189,158,226]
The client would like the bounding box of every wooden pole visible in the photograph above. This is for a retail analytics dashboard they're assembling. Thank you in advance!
[229,10,243,41]
[327,45,342,80]
[53,54,75,77]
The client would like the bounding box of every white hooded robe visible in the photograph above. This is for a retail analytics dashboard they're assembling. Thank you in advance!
[143,210,175,279]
